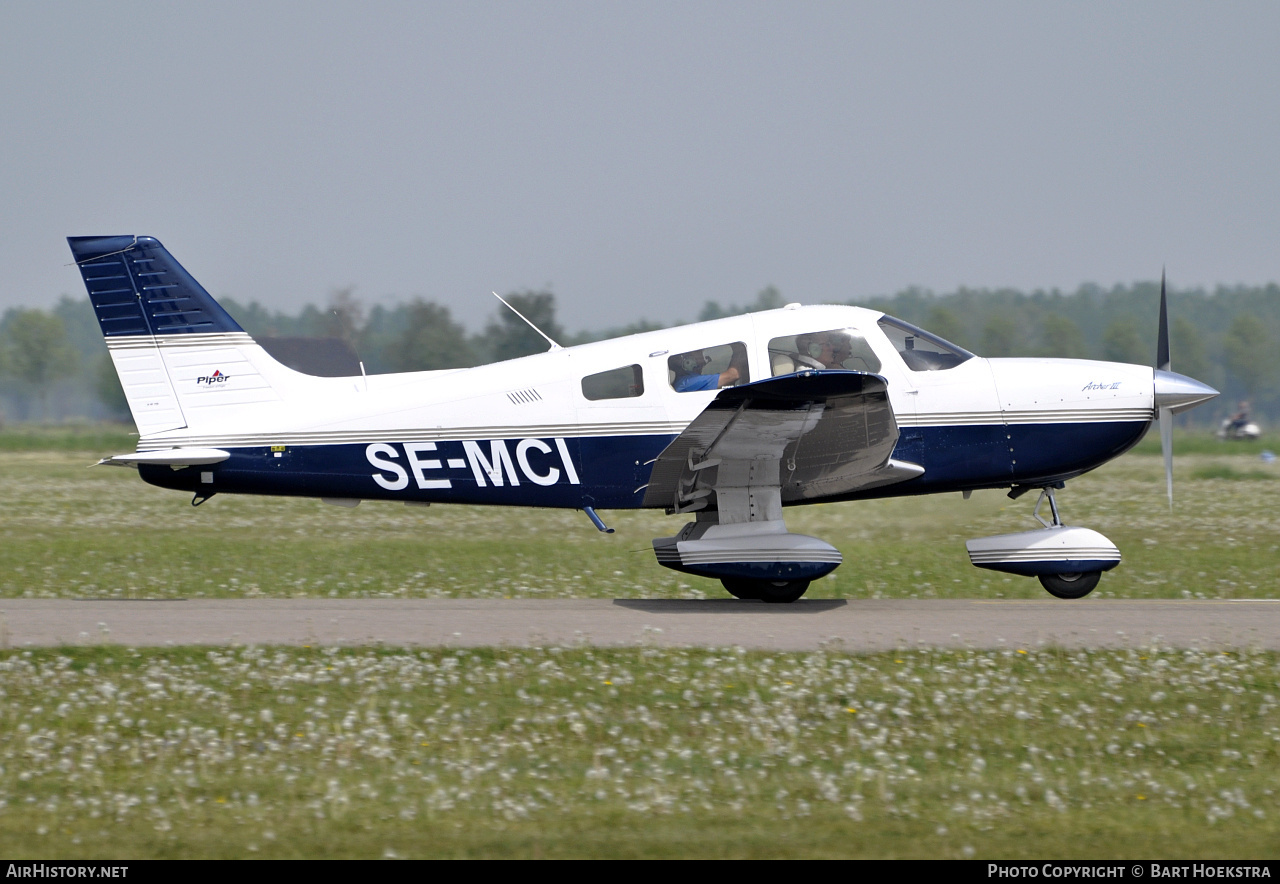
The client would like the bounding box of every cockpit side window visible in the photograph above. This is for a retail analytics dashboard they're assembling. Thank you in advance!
[768,328,881,376]
[581,364,644,401]
[877,316,974,371]
[667,342,750,392]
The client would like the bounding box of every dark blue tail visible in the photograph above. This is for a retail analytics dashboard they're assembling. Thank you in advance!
[67,236,244,337]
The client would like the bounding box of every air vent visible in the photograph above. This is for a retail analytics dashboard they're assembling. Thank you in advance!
[506,388,542,405]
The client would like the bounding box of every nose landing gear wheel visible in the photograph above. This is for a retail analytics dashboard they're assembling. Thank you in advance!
[1038,570,1101,599]
[721,578,811,603]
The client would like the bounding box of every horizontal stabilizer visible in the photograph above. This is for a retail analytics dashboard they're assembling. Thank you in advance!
[97,448,230,467]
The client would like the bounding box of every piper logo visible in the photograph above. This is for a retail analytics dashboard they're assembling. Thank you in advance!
[196,370,230,385]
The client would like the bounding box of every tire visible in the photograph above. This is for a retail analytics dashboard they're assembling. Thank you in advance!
[721,578,810,603]
[1038,570,1101,599]
[721,578,761,600]
[760,580,811,603]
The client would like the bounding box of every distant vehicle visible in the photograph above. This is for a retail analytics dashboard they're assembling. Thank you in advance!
[69,236,1218,602]
[1217,417,1261,441]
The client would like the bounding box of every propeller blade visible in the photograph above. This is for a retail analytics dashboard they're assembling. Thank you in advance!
[1157,271,1173,509]
[1159,405,1174,509]
[1156,269,1170,372]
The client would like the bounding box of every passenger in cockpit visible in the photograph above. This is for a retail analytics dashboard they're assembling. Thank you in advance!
[671,349,741,392]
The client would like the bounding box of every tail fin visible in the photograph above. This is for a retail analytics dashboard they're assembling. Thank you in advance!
[68,236,245,338]
[68,236,299,437]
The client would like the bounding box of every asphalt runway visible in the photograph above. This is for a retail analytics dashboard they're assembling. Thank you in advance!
[1,598,1278,651]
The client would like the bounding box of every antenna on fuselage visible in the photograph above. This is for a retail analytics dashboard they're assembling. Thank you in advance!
[491,291,562,351]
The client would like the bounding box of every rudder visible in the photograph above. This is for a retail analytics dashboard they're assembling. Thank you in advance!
[68,235,245,338]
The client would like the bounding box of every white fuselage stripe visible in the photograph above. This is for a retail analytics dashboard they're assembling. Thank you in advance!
[109,325,1155,451]
[136,411,1151,450]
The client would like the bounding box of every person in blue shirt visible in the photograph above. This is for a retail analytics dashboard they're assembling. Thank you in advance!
[671,349,741,392]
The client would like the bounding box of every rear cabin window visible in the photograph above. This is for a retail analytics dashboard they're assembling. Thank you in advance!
[768,328,882,376]
[581,364,645,401]
[877,316,974,371]
[667,342,750,392]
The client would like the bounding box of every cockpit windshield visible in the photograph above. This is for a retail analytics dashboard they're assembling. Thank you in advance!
[877,316,974,371]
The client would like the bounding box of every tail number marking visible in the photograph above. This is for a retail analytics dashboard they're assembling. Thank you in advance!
[366,439,581,491]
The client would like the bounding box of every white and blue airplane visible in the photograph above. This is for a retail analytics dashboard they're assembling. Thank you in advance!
[69,235,1219,603]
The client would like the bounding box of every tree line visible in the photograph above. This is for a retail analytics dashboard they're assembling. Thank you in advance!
[1,281,1276,426]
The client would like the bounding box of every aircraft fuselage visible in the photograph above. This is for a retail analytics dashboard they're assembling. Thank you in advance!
[130,304,1155,509]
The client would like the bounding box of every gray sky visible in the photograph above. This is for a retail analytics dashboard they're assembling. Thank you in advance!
[3,1,1278,333]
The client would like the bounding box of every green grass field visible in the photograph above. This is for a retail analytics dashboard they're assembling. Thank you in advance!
[0,422,138,453]
[1,426,1278,858]
[1,428,1276,602]
[0,644,1276,859]
[1129,429,1280,458]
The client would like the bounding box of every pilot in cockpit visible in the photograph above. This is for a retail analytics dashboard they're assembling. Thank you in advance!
[771,329,880,376]
[799,333,852,370]
[790,333,852,370]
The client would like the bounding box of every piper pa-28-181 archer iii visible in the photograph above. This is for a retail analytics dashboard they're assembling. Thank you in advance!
[70,235,1219,603]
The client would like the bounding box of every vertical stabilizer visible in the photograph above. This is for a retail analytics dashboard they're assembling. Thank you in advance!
[68,236,293,439]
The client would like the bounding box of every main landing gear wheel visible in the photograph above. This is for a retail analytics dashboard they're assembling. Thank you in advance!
[721,578,811,603]
[1038,571,1101,599]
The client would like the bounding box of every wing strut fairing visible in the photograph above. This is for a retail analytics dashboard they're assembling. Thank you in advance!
[647,371,923,598]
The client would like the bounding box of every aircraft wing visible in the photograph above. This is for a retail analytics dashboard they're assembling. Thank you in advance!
[642,371,923,513]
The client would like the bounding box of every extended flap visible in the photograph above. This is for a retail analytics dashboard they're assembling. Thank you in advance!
[643,371,921,510]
